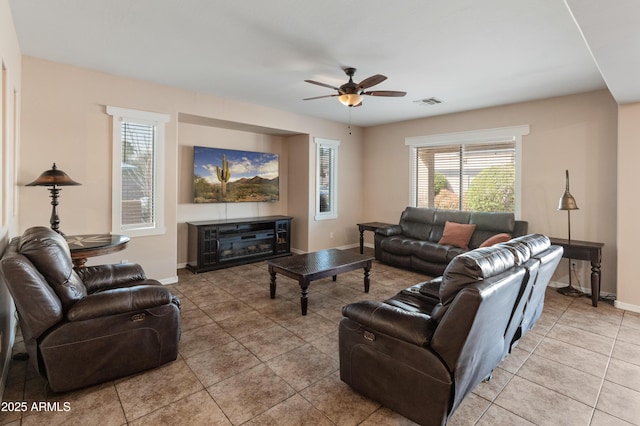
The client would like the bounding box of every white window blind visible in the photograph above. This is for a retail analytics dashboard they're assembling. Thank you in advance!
[406,125,529,215]
[318,146,334,213]
[415,142,516,212]
[107,106,169,237]
[121,122,155,226]
[314,138,340,220]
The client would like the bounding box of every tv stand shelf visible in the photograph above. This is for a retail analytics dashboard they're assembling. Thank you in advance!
[186,216,292,273]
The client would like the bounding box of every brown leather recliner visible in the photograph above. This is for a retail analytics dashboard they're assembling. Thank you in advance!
[0,226,181,393]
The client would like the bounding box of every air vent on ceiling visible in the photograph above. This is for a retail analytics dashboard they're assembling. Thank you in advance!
[414,97,442,106]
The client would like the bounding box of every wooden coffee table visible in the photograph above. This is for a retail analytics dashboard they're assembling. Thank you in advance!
[267,249,374,315]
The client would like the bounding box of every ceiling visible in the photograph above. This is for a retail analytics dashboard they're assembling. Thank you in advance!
[8,0,639,127]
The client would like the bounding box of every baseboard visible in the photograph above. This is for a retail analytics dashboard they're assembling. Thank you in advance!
[337,243,360,250]
[548,280,622,305]
[159,276,178,285]
[614,300,640,313]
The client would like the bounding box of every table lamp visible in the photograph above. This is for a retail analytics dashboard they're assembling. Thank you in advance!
[557,169,582,296]
[26,163,81,235]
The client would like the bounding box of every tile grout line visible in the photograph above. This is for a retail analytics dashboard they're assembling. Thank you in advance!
[473,293,572,425]
[587,310,624,426]
[180,288,342,424]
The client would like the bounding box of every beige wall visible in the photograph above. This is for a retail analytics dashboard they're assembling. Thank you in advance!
[616,102,640,309]
[308,127,365,252]
[176,122,289,265]
[0,0,21,399]
[19,56,364,282]
[363,90,619,296]
[19,57,185,282]
[286,134,312,252]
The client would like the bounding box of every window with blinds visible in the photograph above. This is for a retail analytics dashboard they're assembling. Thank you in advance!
[415,142,516,212]
[107,106,168,237]
[121,122,155,226]
[314,138,340,220]
[318,146,333,213]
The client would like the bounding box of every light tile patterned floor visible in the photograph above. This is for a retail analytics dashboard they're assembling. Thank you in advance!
[2,250,640,425]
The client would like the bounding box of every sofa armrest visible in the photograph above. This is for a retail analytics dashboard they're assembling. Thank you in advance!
[77,263,149,293]
[66,285,176,321]
[342,300,436,346]
[375,224,402,237]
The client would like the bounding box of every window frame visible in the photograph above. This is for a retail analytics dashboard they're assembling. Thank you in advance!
[314,137,340,221]
[405,125,529,217]
[107,106,169,237]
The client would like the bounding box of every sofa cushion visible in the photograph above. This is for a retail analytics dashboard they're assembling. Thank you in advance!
[410,240,450,263]
[438,221,476,250]
[479,233,511,248]
[399,207,435,240]
[418,276,442,299]
[439,246,515,305]
[380,236,415,256]
[468,212,516,249]
[495,240,531,266]
[509,234,551,257]
[18,226,88,309]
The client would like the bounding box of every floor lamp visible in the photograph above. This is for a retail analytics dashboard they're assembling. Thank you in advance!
[557,169,583,296]
[26,163,81,235]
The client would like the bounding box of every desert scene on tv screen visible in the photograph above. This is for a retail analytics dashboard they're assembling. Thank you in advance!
[193,146,279,203]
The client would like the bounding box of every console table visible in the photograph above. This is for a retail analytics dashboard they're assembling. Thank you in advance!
[549,237,603,307]
[186,216,292,273]
[357,222,394,254]
[65,234,130,269]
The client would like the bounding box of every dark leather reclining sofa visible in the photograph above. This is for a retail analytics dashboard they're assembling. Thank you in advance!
[375,207,529,276]
[340,234,563,426]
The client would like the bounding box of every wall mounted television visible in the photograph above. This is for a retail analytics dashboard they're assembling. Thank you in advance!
[193,146,279,203]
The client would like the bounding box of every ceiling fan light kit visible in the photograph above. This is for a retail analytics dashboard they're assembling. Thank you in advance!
[338,93,364,107]
[304,67,406,107]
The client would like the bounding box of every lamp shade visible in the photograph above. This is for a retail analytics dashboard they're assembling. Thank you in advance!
[558,169,578,211]
[26,163,81,187]
[338,93,363,107]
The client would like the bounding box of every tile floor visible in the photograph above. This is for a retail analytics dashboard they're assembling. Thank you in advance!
[2,250,640,425]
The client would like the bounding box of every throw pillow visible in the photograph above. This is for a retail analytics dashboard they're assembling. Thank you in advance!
[438,221,476,250]
[479,233,512,248]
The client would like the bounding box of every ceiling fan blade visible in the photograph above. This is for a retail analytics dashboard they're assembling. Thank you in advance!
[303,94,339,101]
[357,74,387,90]
[304,79,342,92]
[363,90,407,97]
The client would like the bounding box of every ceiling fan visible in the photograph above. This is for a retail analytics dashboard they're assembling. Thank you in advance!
[303,67,407,107]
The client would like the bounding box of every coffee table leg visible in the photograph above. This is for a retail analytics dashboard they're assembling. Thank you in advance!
[299,280,309,315]
[363,262,371,293]
[269,268,277,299]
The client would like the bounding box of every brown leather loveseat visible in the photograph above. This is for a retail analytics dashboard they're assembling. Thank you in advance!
[339,234,562,426]
[0,226,181,392]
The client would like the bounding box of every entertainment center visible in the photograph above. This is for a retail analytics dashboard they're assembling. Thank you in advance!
[186,216,292,273]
